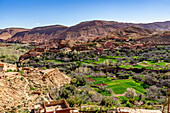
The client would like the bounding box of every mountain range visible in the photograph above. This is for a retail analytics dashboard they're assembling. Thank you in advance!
[1,20,170,43]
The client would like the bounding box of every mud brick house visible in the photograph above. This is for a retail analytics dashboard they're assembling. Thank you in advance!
[49,48,60,53]
[19,48,44,62]
[104,42,114,48]
[72,45,87,51]
[37,99,78,113]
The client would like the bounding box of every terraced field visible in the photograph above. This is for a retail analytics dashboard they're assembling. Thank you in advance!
[91,77,146,94]
[82,56,169,71]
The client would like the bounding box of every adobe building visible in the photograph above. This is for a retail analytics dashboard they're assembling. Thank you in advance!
[37,99,78,113]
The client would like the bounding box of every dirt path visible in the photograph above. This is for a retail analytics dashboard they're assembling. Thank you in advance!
[114,93,125,97]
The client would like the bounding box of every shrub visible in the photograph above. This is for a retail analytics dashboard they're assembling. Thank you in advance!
[20,77,24,81]
[100,96,117,107]
[126,101,132,107]
[67,98,76,107]
[7,69,13,72]
[29,85,35,90]
[42,67,47,70]
[60,89,71,98]
[107,88,113,94]
[124,88,137,99]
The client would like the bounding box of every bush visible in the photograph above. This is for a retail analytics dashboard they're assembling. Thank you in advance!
[107,88,113,94]
[100,96,117,107]
[7,69,13,72]
[67,98,76,107]
[20,77,24,81]
[42,67,47,70]
[60,89,71,98]
[126,101,132,107]
[124,88,137,99]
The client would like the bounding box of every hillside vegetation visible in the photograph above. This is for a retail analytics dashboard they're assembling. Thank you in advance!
[0,43,31,63]
[20,45,170,111]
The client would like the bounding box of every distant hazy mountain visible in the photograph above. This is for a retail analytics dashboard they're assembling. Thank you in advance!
[2,20,170,43]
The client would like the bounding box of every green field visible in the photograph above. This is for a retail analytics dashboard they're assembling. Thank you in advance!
[138,61,170,70]
[46,59,66,63]
[91,77,146,94]
[102,55,123,59]
[82,57,117,65]
[119,65,131,69]
[82,55,169,70]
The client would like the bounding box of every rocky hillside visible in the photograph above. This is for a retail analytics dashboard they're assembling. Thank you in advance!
[57,20,134,41]
[3,20,170,43]
[0,68,71,112]
[7,25,68,43]
[0,28,29,40]
[107,26,161,39]
[137,31,170,45]
[58,20,170,41]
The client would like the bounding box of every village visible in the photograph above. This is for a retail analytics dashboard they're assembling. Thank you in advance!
[0,40,169,113]
[0,62,165,113]
[0,24,170,113]
[1,0,170,112]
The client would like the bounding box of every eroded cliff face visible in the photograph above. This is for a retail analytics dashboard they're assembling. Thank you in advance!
[0,68,71,112]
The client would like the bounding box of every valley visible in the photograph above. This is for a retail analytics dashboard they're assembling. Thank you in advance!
[0,20,170,113]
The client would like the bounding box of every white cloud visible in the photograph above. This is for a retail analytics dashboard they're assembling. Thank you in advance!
[36,22,40,26]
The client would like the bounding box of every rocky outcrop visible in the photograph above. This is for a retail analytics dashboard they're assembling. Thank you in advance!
[0,68,71,112]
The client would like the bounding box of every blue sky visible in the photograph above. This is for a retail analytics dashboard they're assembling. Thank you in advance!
[0,0,170,29]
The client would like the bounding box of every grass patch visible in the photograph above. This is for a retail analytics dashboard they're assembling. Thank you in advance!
[133,65,144,69]
[91,78,146,94]
[119,65,131,69]
[104,55,123,59]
